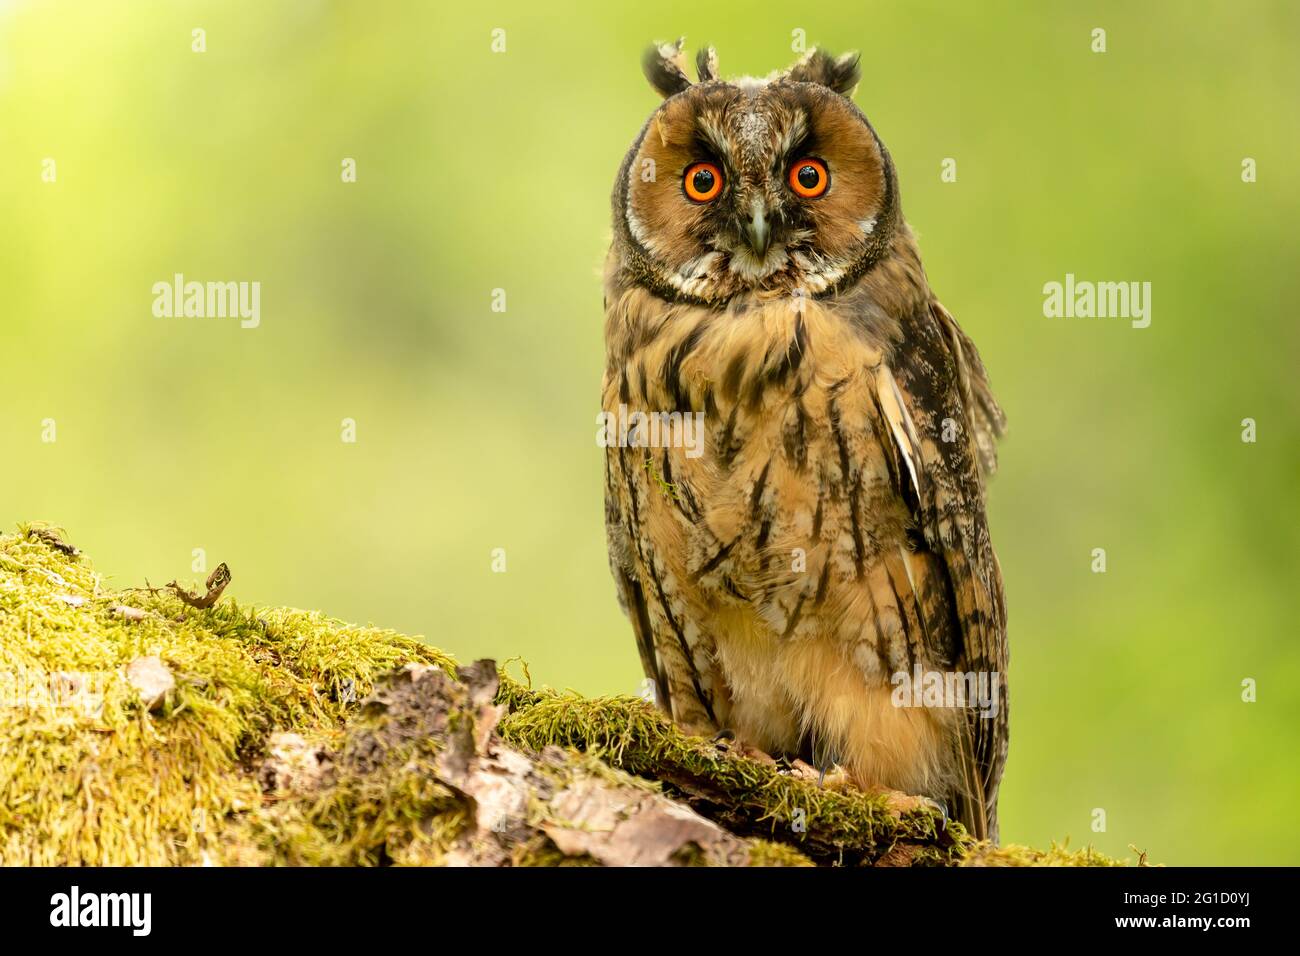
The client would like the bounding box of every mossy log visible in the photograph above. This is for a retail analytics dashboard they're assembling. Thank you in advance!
[0,524,1131,867]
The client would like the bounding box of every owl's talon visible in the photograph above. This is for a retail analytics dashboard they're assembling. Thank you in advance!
[787,757,852,790]
[932,799,950,830]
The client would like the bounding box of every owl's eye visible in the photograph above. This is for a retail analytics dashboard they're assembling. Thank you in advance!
[683,161,723,202]
[788,158,829,198]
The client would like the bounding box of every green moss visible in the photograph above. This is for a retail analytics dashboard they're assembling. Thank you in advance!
[510,835,601,867]
[234,743,468,866]
[0,523,1143,867]
[963,840,1133,867]
[494,676,973,866]
[748,839,815,867]
[0,523,446,865]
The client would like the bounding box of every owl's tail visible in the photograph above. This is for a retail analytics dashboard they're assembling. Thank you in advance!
[951,720,998,844]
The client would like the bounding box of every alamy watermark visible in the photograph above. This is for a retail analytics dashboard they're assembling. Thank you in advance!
[1042,273,1151,329]
[0,665,107,717]
[596,405,705,459]
[152,273,260,329]
[49,886,151,936]
[890,665,1000,719]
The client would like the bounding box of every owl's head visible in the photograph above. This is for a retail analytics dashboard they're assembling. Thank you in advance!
[612,40,901,306]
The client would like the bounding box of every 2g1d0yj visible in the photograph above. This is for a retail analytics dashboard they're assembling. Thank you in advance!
[1128,891,1251,908]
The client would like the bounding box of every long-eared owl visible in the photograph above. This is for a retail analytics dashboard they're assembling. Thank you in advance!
[602,40,1009,841]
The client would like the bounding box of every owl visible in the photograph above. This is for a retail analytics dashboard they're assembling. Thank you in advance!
[602,40,1009,841]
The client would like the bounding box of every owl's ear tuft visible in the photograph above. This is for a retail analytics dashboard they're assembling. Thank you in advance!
[643,38,694,98]
[695,45,719,82]
[784,48,861,97]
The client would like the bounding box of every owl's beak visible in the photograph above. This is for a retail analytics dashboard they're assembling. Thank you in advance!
[745,199,771,258]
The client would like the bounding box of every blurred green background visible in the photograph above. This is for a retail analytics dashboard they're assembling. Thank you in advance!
[2,1,1297,864]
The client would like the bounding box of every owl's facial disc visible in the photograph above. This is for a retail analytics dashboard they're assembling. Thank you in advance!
[621,79,895,304]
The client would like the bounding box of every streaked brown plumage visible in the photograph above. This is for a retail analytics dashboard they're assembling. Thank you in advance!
[602,41,1008,840]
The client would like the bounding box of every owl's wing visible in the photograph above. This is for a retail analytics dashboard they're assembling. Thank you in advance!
[930,300,1007,478]
[876,298,1008,841]
[604,452,669,710]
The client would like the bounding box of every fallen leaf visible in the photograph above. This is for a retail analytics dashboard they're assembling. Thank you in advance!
[168,562,231,609]
[28,527,80,558]
[126,655,175,711]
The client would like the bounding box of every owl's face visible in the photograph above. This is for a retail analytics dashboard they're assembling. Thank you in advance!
[614,44,899,306]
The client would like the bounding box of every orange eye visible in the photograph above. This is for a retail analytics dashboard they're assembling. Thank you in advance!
[788,158,829,198]
[683,161,723,202]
